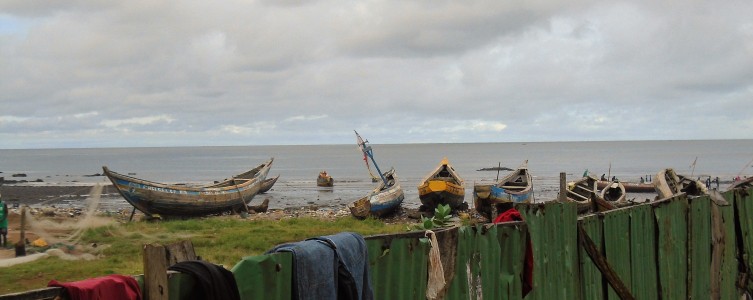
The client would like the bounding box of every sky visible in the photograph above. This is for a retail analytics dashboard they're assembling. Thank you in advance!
[0,1,752,149]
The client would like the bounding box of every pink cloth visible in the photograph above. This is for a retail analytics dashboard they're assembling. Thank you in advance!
[48,274,141,300]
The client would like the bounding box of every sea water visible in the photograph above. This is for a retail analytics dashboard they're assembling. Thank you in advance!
[1,140,751,210]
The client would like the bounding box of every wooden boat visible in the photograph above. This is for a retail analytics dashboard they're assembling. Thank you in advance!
[565,175,600,212]
[349,131,404,218]
[317,171,334,187]
[727,176,753,191]
[473,160,533,219]
[596,180,655,193]
[418,157,466,210]
[600,181,626,203]
[654,168,708,199]
[348,168,404,218]
[258,175,279,194]
[103,158,273,217]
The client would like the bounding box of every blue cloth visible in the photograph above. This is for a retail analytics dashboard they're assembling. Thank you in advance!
[266,232,373,300]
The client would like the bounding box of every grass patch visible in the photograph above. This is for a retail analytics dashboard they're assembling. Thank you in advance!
[0,216,407,294]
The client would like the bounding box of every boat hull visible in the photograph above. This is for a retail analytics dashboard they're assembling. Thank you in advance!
[596,180,655,193]
[473,161,533,219]
[418,180,465,209]
[317,175,334,187]
[258,175,279,194]
[104,158,272,217]
[349,169,404,218]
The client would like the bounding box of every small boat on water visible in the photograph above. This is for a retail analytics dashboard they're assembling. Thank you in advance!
[654,168,708,199]
[600,181,626,203]
[258,175,279,194]
[418,157,466,211]
[596,180,655,193]
[565,175,599,212]
[103,158,273,217]
[349,168,404,218]
[317,171,334,187]
[348,131,404,218]
[473,160,533,219]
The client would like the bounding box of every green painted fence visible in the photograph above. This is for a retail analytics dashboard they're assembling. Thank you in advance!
[8,188,753,299]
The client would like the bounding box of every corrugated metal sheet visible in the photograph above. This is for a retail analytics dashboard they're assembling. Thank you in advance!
[519,202,579,300]
[579,214,605,300]
[603,208,632,299]
[365,232,430,299]
[735,188,753,294]
[688,196,711,298]
[628,203,658,299]
[654,195,689,299]
[719,191,740,299]
[231,252,292,300]
[444,223,527,300]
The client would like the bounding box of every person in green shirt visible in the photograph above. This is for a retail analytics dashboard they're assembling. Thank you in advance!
[0,192,8,247]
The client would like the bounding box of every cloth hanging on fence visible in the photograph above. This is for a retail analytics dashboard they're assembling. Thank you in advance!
[266,231,373,300]
[48,274,141,300]
[168,260,240,300]
[494,208,534,296]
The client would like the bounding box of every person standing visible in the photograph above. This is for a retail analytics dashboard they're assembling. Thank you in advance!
[0,192,8,248]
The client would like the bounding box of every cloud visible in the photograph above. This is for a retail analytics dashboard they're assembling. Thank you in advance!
[0,0,752,148]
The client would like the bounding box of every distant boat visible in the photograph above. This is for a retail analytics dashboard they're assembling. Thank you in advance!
[317,171,334,187]
[103,158,273,217]
[596,180,655,193]
[600,181,626,203]
[258,175,279,194]
[349,131,404,218]
[418,157,466,210]
[349,168,404,218]
[473,160,533,219]
[727,176,753,191]
[654,168,707,199]
[565,175,599,212]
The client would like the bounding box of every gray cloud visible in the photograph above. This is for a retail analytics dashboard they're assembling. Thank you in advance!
[0,0,751,148]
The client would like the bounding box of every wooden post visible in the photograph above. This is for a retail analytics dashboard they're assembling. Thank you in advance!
[559,172,567,202]
[143,244,169,300]
[16,206,27,257]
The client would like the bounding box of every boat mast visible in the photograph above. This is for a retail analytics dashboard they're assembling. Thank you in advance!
[355,130,388,185]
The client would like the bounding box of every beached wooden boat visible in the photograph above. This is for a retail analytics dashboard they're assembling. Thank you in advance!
[418,157,466,210]
[727,176,753,191]
[596,180,655,193]
[473,160,533,219]
[258,175,279,194]
[600,181,626,203]
[348,168,404,218]
[317,171,334,187]
[654,168,708,199]
[565,175,599,212]
[102,158,273,217]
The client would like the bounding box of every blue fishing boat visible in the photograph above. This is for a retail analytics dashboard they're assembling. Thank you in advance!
[473,160,533,219]
[348,131,404,218]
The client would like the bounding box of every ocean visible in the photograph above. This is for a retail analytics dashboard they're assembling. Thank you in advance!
[1,139,752,210]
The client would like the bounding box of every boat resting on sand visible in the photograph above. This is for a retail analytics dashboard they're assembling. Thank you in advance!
[565,175,600,213]
[654,168,708,199]
[258,175,279,194]
[600,181,626,203]
[348,168,404,218]
[317,171,334,187]
[727,176,753,191]
[418,158,466,210]
[103,158,273,217]
[474,160,533,219]
[596,180,655,193]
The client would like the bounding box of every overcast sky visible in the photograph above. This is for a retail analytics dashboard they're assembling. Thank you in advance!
[1,1,751,149]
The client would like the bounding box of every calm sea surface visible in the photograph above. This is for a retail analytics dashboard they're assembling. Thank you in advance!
[1,140,752,210]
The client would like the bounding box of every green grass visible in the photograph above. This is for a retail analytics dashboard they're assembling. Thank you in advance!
[0,216,406,294]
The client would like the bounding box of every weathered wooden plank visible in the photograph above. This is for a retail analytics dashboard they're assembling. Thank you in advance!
[577,224,635,300]
[143,244,169,300]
